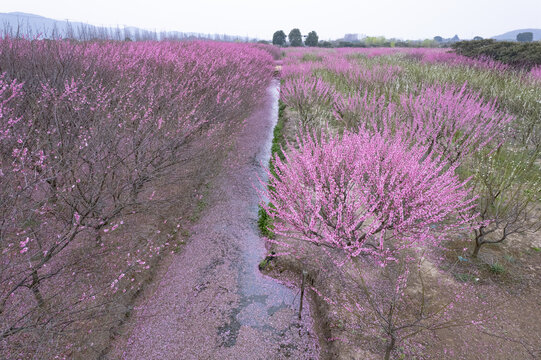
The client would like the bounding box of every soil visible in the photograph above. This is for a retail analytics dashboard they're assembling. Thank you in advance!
[106,80,320,360]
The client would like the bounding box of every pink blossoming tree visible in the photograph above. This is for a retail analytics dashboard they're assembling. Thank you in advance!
[261,129,481,358]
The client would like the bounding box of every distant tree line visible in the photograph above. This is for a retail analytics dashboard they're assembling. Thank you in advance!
[272,29,444,48]
[0,21,261,43]
[452,39,541,69]
[433,34,461,44]
[272,28,319,47]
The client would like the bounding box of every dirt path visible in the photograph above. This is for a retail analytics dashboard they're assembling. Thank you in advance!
[107,80,320,360]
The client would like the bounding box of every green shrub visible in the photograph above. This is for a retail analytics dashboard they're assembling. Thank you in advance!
[452,40,541,69]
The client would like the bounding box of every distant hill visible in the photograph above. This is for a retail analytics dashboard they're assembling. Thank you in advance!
[0,12,257,42]
[0,12,99,38]
[492,29,541,41]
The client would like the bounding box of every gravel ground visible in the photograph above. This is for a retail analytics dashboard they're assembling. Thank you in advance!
[107,80,320,360]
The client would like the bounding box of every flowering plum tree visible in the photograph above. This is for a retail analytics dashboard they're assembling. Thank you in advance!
[262,130,476,259]
[280,77,335,127]
[399,84,513,163]
[261,129,480,358]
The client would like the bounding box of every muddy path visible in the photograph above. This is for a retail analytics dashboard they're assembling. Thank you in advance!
[107,80,320,360]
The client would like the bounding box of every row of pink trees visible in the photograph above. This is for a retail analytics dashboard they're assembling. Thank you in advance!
[262,49,533,358]
[334,83,513,164]
[0,38,274,357]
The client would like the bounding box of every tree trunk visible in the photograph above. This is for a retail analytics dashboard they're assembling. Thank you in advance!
[472,238,483,258]
[31,270,44,308]
[298,270,307,320]
[384,335,396,360]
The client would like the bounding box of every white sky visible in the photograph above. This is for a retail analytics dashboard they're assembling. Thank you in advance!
[1,0,540,40]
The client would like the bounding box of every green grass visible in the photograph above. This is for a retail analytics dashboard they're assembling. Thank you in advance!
[488,263,506,275]
[189,199,207,222]
[189,183,211,222]
[257,206,275,238]
[171,239,185,253]
[454,273,476,283]
[258,257,271,270]
[258,100,288,238]
[270,101,287,163]
[301,53,323,63]
[504,254,516,263]
[258,252,276,271]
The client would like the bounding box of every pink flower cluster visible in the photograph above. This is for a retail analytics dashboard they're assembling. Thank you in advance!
[263,130,477,262]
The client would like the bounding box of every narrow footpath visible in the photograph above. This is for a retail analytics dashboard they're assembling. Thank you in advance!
[108,80,320,360]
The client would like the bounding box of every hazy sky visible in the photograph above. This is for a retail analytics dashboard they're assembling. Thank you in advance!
[1,0,540,40]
